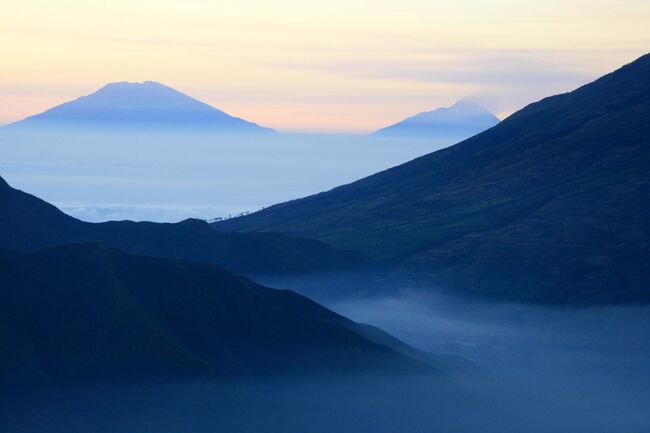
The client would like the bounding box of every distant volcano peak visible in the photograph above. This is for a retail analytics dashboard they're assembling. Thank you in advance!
[449,97,490,111]
[370,98,499,139]
[5,81,276,134]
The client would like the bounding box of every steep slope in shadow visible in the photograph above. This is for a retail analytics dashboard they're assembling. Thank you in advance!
[0,243,430,384]
[216,53,650,304]
[1,243,465,433]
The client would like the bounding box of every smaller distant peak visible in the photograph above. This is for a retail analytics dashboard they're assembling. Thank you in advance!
[450,97,485,110]
[447,98,499,119]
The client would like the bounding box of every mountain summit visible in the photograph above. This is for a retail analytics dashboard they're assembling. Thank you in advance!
[5,81,275,134]
[370,98,499,139]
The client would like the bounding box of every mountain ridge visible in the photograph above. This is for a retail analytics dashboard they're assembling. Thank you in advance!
[0,241,431,383]
[215,53,650,304]
[0,175,372,276]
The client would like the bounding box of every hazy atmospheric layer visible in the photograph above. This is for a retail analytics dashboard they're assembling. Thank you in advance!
[254,270,650,433]
[0,130,455,222]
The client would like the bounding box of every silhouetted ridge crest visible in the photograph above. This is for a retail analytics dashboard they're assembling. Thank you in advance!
[0,176,373,275]
[0,242,433,389]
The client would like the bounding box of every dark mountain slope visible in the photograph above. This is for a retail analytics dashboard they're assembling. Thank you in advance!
[4,81,275,134]
[0,175,371,275]
[216,53,650,303]
[0,243,428,389]
[1,243,476,433]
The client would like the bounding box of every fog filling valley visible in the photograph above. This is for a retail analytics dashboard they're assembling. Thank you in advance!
[191,265,650,433]
[9,277,648,433]
[330,289,650,432]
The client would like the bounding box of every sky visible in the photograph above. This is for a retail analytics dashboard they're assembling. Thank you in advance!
[1,0,649,133]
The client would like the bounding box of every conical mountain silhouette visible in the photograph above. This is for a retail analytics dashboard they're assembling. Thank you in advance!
[6,81,275,133]
[371,98,499,139]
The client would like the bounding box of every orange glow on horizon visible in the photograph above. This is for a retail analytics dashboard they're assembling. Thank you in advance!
[1,0,649,132]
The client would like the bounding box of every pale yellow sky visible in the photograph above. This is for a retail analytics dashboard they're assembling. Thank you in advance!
[1,0,649,132]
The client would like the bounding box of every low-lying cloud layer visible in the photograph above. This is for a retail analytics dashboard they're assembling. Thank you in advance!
[330,290,650,432]
[0,131,448,222]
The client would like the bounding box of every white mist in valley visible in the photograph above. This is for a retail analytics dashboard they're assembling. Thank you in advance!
[331,289,650,432]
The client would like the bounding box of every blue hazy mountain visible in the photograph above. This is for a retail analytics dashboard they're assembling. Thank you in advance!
[370,98,499,139]
[5,81,275,134]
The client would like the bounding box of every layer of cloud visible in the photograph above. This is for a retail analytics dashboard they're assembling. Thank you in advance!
[57,203,238,223]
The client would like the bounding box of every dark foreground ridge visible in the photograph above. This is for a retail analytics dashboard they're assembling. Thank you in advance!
[0,175,372,276]
[216,53,650,304]
[2,243,486,433]
[0,242,430,383]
